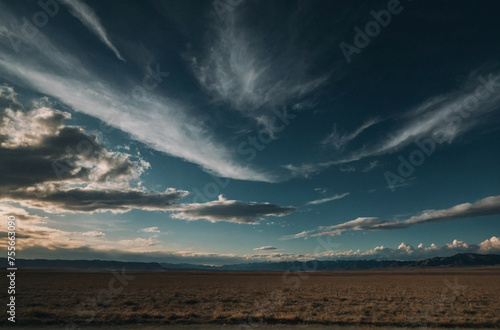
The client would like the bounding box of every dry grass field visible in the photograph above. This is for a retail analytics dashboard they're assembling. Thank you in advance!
[2,267,500,327]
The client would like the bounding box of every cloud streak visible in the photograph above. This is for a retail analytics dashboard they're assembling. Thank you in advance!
[60,0,125,62]
[253,246,277,251]
[322,119,379,151]
[307,192,350,205]
[286,73,500,177]
[285,195,500,239]
[169,195,295,224]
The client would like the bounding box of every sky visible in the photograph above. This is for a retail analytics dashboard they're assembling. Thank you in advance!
[0,0,499,265]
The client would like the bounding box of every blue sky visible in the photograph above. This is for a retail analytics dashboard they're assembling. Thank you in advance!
[0,0,499,265]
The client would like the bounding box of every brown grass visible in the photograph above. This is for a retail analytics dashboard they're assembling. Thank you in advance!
[2,267,500,327]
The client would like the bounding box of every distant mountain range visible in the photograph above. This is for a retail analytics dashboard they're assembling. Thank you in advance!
[3,253,500,271]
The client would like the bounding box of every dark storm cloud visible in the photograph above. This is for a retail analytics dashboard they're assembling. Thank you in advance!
[0,93,188,213]
[170,195,296,224]
[0,106,135,185]
[7,187,189,213]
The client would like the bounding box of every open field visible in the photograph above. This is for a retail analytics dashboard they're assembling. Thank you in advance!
[2,267,500,327]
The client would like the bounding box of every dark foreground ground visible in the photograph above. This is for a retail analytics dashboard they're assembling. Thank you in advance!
[1,267,499,328]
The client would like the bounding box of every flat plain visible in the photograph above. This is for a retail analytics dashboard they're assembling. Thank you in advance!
[2,267,500,327]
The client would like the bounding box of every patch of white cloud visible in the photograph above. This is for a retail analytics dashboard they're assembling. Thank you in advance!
[478,236,500,253]
[140,227,160,233]
[82,231,105,237]
[60,0,125,61]
[306,192,350,205]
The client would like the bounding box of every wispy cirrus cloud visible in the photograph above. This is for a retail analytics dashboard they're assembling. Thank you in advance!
[280,230,315,241]
[322,119,380,151]
[60,0,125,62]
[285,73,500,177]
[0,8,274,183]
[189,9,330,129]
[362,161,380,172]
[284,195,500,239]
[306,192,350,205]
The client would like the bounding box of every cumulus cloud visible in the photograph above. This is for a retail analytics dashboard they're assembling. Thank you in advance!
[0,98,147,186]
[478,236,500,253]
[418,242,438,251]
[307,192,350,206]
[169,195,295,224]
[285,195,500,239]
[253,246,277,251]
[0,85,21,111]
[60,0,125,61]
[0,95,189,213]
[317,238,500,261]
[322,240,482,260]
[1,203,496,264]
